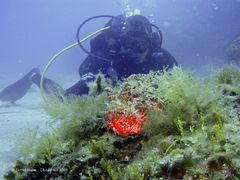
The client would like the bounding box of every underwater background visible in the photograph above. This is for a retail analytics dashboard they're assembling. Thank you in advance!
[1,0,240,77]
[1,0,240,179]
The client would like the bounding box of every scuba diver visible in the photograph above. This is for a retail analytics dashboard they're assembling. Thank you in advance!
[0,13,177,103]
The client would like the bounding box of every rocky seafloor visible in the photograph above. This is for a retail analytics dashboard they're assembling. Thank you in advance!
[4,66,240,179]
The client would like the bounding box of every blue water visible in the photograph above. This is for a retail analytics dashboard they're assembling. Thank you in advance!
[0,0,240,177]
[1,0,240,77]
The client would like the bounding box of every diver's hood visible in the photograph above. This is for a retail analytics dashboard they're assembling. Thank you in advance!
[122,15,152,35]
[76,14,161,62]
[119,15,152,55]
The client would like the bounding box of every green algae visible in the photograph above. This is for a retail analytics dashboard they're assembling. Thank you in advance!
[43,93,107,142]
[4,66,240,179]
[226,36,240,65]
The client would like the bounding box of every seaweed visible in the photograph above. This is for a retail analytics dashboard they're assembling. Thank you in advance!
[5,66,240,179]
[43,93,107,143]
[215,65,240,95]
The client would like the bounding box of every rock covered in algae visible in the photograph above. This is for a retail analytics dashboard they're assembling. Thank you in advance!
[226,35,240,65]
[4,66,240,179]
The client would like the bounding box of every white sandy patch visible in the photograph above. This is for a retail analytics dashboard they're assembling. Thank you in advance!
[0,73,77,178]
[0,88,51,178]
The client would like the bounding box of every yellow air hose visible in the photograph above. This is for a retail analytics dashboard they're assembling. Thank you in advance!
[40,26,110,101]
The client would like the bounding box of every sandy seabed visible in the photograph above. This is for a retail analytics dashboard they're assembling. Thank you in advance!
[0,89,51,178]
[0,73,77,179]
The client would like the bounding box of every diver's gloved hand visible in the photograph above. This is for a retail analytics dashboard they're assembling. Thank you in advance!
[65,73,96,96]
[64,80,89,96]
[151,52,164,59]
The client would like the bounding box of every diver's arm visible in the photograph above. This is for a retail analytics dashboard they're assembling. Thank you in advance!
[160,48,178,67]
[151,48,178,70]
[65,55,109,96]
[64,79,90,96]
[78,52,109,76]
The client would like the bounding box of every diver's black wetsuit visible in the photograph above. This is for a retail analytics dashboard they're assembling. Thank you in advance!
[65,15,177,96]
[32,15,177,97]
[65,42,177,95]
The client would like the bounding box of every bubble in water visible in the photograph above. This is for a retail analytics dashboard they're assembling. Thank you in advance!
[18,59,22,64]
[212,3,219,10]
[163,21,170,28]
[123,0,132,17]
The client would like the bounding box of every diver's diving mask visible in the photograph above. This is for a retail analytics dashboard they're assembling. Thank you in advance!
[120,31,151,54]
